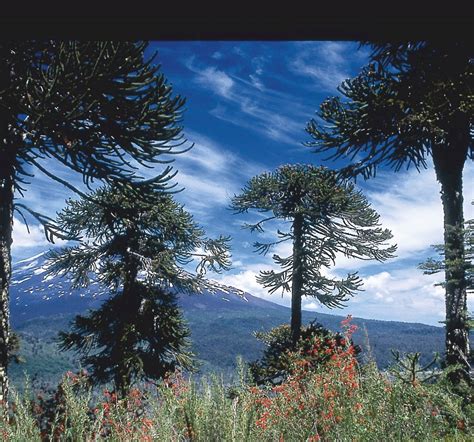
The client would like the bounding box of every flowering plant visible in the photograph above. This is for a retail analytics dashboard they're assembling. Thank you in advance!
[249,319,360,385]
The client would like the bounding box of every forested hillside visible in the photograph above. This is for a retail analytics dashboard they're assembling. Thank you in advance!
[9,253,447,387]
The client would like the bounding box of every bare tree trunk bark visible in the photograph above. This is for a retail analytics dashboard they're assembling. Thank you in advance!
[0,165,13,407]
[291,214,304,347]
[432,116,471,386]
[0,55,13,406]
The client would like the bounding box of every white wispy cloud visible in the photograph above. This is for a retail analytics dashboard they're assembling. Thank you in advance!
[211,51,223,60]
[214,258,455,326]
[194,66,235,99]
[11,159,84,258]
[209,104,303,145]
[11,217,49,249]
[215,264,292,306]
[170,130,265,223]
[329,162,474,272]
[15,164,77,219]
[249,74,264,91]
[177,130,239,173]
[289,41,354,92]
[184,56,311,145]
[174,171,232,208]
[349,267,452,325]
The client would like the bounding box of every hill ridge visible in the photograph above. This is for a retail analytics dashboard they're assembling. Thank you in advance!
[9,252,447,386]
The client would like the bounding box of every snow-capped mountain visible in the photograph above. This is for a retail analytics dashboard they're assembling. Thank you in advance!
[10,252,108,325]
[10,252,283,327]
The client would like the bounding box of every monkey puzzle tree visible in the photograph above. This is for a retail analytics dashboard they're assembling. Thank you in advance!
[305,42,473,384]
[231,164,396,346]
[419,210,473,293]
[0,41,188,402]
[47,184,231,397]
[419,207,474,369]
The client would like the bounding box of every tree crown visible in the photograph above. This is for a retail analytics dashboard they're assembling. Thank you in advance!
[305,42,473,179]
[231,164,396,307]
[47,184,231,294]
[3,41,191,241]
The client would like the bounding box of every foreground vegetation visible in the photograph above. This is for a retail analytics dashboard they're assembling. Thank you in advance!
[2,319,471,441]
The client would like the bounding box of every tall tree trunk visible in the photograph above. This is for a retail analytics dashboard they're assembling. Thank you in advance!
[0,56,13,406]
[432,117,471,385]
[291,214,304,347]
[114,239,139,398]
[0,161,13,408]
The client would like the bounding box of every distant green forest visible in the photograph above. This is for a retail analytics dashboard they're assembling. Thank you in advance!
[10,302,450,390]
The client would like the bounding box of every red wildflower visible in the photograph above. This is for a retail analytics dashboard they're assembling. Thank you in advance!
[142,418,153,429]
[341,315,353,327]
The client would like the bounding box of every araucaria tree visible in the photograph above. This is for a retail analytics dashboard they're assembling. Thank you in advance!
[0,42,188,402]
[305,42,473,384]
[420,208,473,294]
[420,207,474,366]
[231,164,396,345]
[47,185,231,397]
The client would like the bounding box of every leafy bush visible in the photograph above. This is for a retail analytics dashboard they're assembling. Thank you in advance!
[249,319,360,385]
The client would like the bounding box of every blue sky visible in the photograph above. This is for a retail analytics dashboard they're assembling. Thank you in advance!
[11,41,474,326]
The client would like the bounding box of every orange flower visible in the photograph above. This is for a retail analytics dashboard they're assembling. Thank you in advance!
[256,411,270,430]
[341,315,353,326]
[142,418,153,429]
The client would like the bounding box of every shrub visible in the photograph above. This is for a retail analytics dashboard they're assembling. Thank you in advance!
[249,319,360,385]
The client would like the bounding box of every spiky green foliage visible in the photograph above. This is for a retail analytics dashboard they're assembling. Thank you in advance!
[231,164,396,344]
[59,287,193,396]
[305,42,473,383]
[0,41,190,402]
[48,185,231,293]
[47,185,231,396]
[419,208,474,293]
[389,350,440,385]
[305,42,473,180]
[7,41,190,240]
[10,42,187,189]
